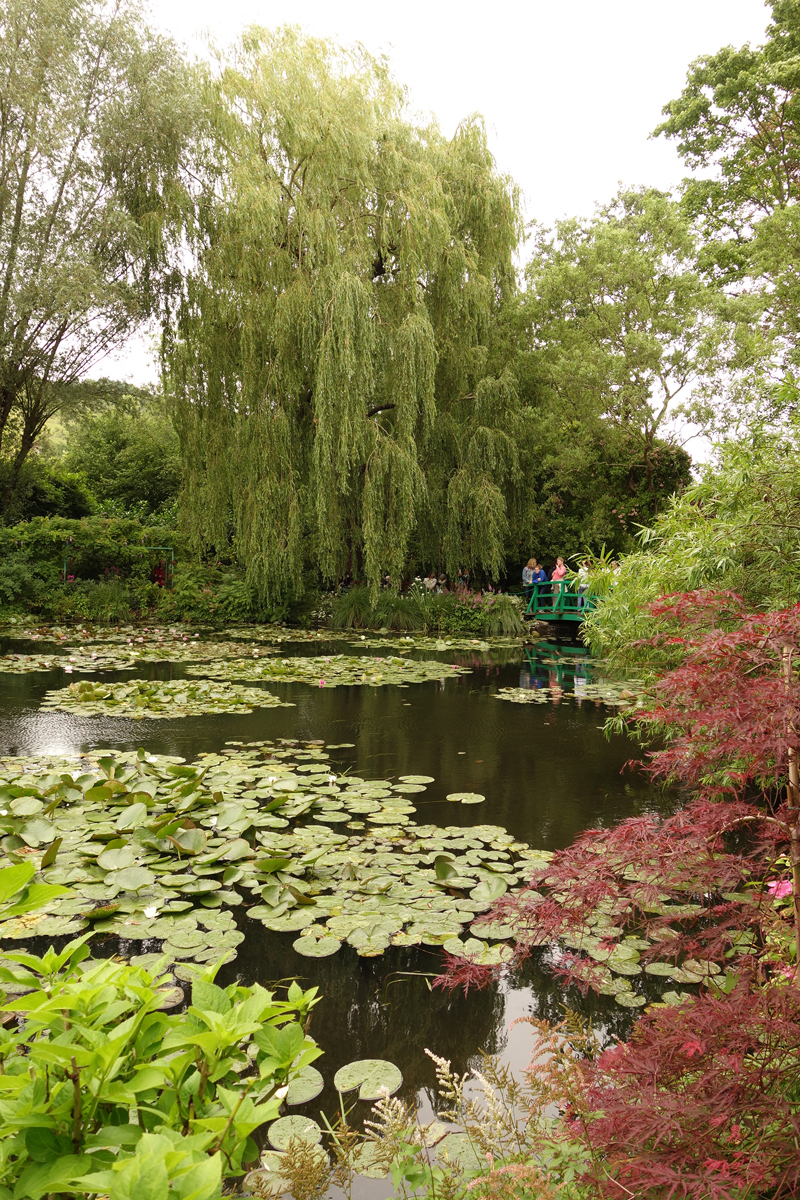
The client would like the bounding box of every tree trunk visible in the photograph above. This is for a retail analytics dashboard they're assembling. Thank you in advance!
[0,382,18,457]
[0,419,38,517]
[781,646,800,971]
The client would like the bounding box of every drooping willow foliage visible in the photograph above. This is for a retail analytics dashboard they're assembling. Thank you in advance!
[165,28,527,603]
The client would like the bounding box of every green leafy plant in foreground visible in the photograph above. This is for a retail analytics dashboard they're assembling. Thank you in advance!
[0,924,321,1200]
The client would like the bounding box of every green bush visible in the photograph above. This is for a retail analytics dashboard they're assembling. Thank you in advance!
[373,591,418,630]
[482,593,525,635]
[0,457,97,525]
[331,587,374,630]
[61,397,182,519]
[0,882,322,1196]
[330,585,524,635]
[0,546,60,610]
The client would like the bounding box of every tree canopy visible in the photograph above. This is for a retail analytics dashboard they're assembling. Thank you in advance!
[655,0,800,380]
[166,28,526,602]
[0,0,192,514]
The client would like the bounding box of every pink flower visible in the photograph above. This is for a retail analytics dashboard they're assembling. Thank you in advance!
[319,679,325,687]
[766,879,793,899]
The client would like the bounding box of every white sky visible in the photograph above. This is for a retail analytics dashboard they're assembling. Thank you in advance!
[106,0,771,385]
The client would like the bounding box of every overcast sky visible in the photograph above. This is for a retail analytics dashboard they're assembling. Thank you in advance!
[108,0,772,384]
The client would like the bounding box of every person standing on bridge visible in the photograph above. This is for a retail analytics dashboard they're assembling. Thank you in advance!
[522,558,535,601]
[551,555,567,597]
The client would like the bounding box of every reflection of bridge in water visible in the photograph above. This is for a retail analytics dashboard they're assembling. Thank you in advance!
[521,643,591,693]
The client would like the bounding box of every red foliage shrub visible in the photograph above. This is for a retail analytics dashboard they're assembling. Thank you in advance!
[431,952,496,997]
[491,796,787,989]
[432,593,800,1199]
[584,982,800,1199]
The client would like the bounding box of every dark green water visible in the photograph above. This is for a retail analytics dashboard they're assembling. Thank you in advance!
[0,634,668,1198]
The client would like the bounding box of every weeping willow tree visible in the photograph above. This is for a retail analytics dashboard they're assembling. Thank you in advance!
[164,28,521,603]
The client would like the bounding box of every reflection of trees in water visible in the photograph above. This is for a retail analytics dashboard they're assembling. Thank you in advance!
[221,932,503,1123]
[508,953,636,1045]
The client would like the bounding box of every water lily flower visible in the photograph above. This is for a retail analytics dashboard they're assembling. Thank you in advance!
[143,905,160,919]
[767,879,793,898]
[275,1085,289,1100]
[319,679,326,687]
[208,815,218,827]
[329,775,337,785]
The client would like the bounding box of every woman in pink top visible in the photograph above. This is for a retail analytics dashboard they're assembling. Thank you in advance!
[551,556,567,601]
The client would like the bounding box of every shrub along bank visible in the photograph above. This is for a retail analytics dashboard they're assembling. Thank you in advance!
[0,518,527,635]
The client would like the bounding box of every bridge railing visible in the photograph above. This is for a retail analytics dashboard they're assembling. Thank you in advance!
[524,580,597,619]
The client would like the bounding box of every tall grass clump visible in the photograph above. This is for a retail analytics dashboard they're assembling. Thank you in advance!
[483,593,525,635]
[373,592,418,630]
[331,587,374,629]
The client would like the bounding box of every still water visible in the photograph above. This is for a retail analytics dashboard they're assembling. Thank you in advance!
[0,633,668,1196]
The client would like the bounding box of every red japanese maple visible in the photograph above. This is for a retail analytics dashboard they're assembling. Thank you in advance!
[433,592,800,1199]
[634,591,800,955]
[584,981,800,1199]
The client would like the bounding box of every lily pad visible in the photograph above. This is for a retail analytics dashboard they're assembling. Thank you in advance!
[442,937,513,966]
[286,1066,325,1105]
[446,792,485,805]
[97,846,136,872]
[333,1058,403,1101]
[442,1133,482,1170]
[268,1115,323,1151]
[470,873,507,904]
[186,654,471,689]
[293,934,341,958]
[113,866,155,891]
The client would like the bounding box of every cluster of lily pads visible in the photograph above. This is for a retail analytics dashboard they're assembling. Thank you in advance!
[0,633,280,674]
[38,678,294,718]
[185,654,471,688]
[0,741,554,980]
[494,681,640,707]
[354,634,531,652]
[550,910,724,1010]
[0,650,141,674]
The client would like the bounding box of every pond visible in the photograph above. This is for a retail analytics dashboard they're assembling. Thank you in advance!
[0,628,669,1198]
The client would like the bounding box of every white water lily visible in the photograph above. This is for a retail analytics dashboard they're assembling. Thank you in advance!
[143,905,160,918]
[209,815,218,827]
[274,1085,289,1099]
[328,775,337,785]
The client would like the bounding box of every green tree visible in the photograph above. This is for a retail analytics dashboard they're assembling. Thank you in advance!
[0,0,193,515]
[523,188,723,473]
[166,28,521,603]
[655,0,800,387]
[61,387,182,518]
[584,417,800,665]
